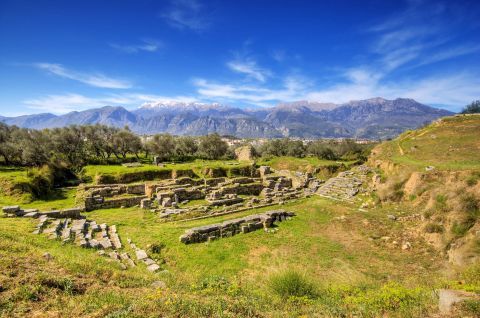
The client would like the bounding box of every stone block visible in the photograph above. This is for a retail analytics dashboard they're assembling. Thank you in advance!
[147,264,160,272]
[2,205,20,214]
[135,249,148,260]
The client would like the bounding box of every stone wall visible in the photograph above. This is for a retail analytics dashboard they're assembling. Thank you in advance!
[2,206,82,219]
[220,183,264,196]
[156,187,205,206]
[179,210,295,244]
[85,195,148,211]
[84,183,146,197]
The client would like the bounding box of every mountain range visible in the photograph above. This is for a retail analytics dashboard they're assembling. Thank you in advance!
[0,98,453,139]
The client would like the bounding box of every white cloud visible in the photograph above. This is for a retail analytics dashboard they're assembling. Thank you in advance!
[34,63,133,89]
[193,75,311,106]
[110,39,162,53]
[161,0,209,32]
[305,71,480,111]
[227,59,272,82]
[22,93,199,114]
[23,94,108,113]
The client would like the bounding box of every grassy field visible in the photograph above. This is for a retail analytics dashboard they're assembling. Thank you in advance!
[1,144,479,316]
[81,160,253,183]
[257,156,356,176]
[2,190,468,317]
[372,114,480,171]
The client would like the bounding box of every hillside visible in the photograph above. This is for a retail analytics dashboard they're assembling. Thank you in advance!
[370,114,480,171]
[369,114,480,267]
[0,98,453,139]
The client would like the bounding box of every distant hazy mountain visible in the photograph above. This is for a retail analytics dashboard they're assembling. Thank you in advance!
[0,98,453,139]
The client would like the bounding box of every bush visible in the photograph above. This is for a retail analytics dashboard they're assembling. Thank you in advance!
[269,270,316,299]
[26,165,54,197]
[451,220,474,237]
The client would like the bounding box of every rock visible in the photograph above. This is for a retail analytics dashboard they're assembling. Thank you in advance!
[438,289,479,314]
[259,166,271,177]
[147,264,160,272]
[135,249,148,260]
[140,198,151,209]
[119,263,128,270]
[387,214,397,221]
[162,197,172,208]
[2,205,20,214]
[109,251,120,260]
[402,242,412,250]
[24,212,39,218]
[151,280,166,289]
[143,258,156,266]
[43,252,53,261]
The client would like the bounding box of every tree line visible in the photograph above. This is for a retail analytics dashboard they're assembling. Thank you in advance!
[0,123,233,169]
[0,122,373,171]
[257,138,374,162]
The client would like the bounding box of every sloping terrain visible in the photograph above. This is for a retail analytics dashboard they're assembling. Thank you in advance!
[369,114,480,266]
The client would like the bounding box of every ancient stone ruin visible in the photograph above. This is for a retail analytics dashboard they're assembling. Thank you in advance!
[81,183,147,211]
[316,165,371,202]
[2,205,160,272]
[76,163,324,221]
[139,166,322,221]
[179,210,295,244]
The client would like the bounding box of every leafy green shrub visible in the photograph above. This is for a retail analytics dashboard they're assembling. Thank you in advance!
[451,220,474,237]
[424,223,444,233]
[268,270,317,299]
[149,243,166,254]
[450,194,480,237]
[26,165,54,197]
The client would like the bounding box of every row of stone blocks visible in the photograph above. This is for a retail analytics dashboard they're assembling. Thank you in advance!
[84,195,148,211]
[2,205,162,272]
[2,205,81,219]
[33,216,122,250]
[179,210,295,244]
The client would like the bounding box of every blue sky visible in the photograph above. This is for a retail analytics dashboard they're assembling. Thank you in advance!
[0,0,479,115]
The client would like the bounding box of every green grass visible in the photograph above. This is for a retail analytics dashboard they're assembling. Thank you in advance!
[373,115,480,171]
[0,156,475,317]
[0,194,449,317]
[257,156,356,176]
[81,159,253,184]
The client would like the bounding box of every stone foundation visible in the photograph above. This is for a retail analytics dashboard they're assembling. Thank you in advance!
[179,210,295,244]
[85,195,148,211]
[2,206,82,219]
